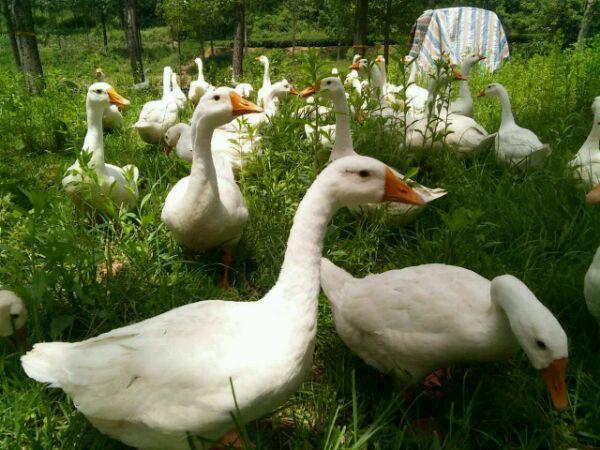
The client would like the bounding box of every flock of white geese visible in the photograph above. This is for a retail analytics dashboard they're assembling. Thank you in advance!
[1,50,599,449]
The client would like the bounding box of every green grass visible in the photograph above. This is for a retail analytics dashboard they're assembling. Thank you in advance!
[1,26,600,449]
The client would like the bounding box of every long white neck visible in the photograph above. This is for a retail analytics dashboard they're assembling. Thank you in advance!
[262,60,271,87]
[82,102,105,169]
[407,63,417,85]
[264,89,280,116]
[196,59,205,83]
[576,116,600,159]
[186,118,220,207]
[162,68,172,100]
[457,60,474,103]
[495,87,515,127]
[330,91,357,161]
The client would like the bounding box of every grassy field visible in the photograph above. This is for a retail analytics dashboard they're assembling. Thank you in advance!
[1,25,600,449]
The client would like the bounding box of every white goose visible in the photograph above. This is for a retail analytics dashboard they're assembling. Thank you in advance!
[133,66,179,145]
[585,247,600,328]
[170,72,187,111]
[95,68,125,131]
[63,82,139,213]
[256,55,272,109]
[320,259,569,411]
[301,77,446,223]
[22,155,423,450]
[132,68,150,90]
[161,88,262,286]
[402,57,428,114]
[570,96,600,203]
[164,123,193,163]
[479,83,551,169]
[188,57,212,106]
[233,82,254,99]
[448,53,486,117]
[0,290,27,347]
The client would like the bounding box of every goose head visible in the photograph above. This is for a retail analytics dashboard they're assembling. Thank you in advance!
[95,68,105,82]
[193,87,262,129]
[87,82,129,112]
[300,77,344,101]
[478,82,506,98]
[271,79,298,98]
[0,290,27,346]
[491,275,569,411]
[319,156,424,207]
[374,55,386,71]
[352,54,361,64]
[255,55,269,65]
[462,53,486,70]
[164,123,187,154]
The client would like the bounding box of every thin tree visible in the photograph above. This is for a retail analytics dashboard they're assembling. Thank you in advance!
[577,0,597,45]
[383,0,393,67]
[99,1,108,49]
[11,0,45,93]
[1,0,20,67]
[353,0,368,57]
[123,0,144,84]
[232,0,245,80]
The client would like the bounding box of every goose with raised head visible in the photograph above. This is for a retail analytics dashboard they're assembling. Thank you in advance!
[188,57,212,106]
[320,259,569,411]
[132,68,150,90]
[301,77,446,223]
[161,88,263,286]
[21,155,423,450]
[0,290,27,348]
[63,82,139,213]
[449,53,486,117]
[95,68,126,131]
[133,66,179,145]
[170,73,187,111]
[570,97,600,203]
[478,83,551,169]
[256,55,272,109]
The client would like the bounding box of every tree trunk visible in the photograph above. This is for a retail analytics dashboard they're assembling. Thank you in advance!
[1,0,20,67]
[383,0,393,69]
[577,0,597,44]
[353,0,368,57]
[123,0,144,84]
[100,5,108,48]
[232,0,245,80]
[11,0,45,93]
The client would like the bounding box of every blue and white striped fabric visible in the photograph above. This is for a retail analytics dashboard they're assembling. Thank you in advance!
[408,7,510,73]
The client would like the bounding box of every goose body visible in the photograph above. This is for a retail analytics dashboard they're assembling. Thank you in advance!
[320,258,569,411]
[63,82,139,213]
[403,60,428,114]
[0,290,27,338]
[480,83,551,168]
[134,67,179,145]
[188,57,212,105]
[170,73,187,110]
[233,82,254,99]
[584,247,600,326]
[22,155,424,450]
[570,97,600,201]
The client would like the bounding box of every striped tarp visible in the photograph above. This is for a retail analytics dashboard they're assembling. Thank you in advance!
[408,7,510,72]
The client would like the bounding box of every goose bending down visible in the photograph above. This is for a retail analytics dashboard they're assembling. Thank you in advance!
[256,55,272,109]
[63,82,139,213]
[170,73,187,110]
[320,259,569,411]
[569,96,600,203]
[161,89,263,286]
[132,68,150,90]
[585,247,600,328]
[188,57,212,106]
[301,77,446,223]
[95,68,126,131]
[22,155,423,450]
[164,123,193,163]
[449,53,486,117]
[233,82,254,99]
[0,290,27,348]
[478,83,551,169]
[133,66,179,145]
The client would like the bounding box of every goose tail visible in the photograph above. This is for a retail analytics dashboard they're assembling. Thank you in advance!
[320,258,353,306]
[21,342,72,388]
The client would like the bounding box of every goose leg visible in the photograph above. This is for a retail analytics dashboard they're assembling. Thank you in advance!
[210,430,243,449]
[422,367,452,397]
[221,248,233,288]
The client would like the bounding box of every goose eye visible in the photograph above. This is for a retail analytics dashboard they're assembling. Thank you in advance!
[10,313,19,319]
[326,81,331,85]
[95,89,103,94]
[213,95,220,101]
[358,170,370,178]
[535,340,547,350]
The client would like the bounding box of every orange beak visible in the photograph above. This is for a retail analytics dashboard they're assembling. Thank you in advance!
[289,87,299,96]
[585,184,600,204]
[300,84,317,97]
[477,89,486,98]
[478,55,486,61]
[107,88,130,108]
[162,141,173,155]
[382,168,424,205]
[349,62,361,70]
[229,91,262,116]
[375,55,384,63]
[540,357,568,412]
[452,68,468,81]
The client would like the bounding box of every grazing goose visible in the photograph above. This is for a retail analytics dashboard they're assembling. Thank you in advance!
[585,247,600,328]
[133,66,179,145]
[320,259,569,411]
[22,155,423,450]
[256,55,272,109]
[301,77,446,223]
[63,82,139,213]
[164,123,193,163]
[0,290,27,348]
[95,68,125,131]
[161,88,262,286]
[188,57,212,106]
[449,53,486,117]
[569,96,600,203]
[478,83,551,169]
[170,73,187,111]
